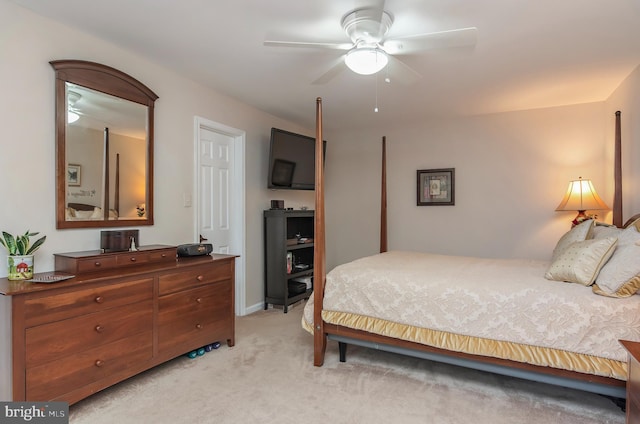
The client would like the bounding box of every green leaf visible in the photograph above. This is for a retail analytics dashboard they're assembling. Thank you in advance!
[1,231,46,256]
[16,238,27,255]
[2,232,17,255]
[26,235,46,255]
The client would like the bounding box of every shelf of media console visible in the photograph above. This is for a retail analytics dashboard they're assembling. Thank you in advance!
[286,242,314,251]
[286,268,313,281]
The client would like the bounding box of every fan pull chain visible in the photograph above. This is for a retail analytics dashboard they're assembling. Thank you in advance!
[374,74,379,113]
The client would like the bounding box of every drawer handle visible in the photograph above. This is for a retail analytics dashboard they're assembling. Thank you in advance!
[130,257,137,262]
[196,324,203,330]
[95,360,104,367]
[196,298,202,304]
[196,275,204,281]
[161,253,167,258]
[94,261,102,267]
[94,296,104,304]
[95,325,104,333]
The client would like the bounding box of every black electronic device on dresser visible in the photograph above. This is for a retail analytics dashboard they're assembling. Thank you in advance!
[177,243,213,257]
[263,209,314,312]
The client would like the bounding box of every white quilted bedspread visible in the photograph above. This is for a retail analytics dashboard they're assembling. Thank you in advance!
[305,251,640,362]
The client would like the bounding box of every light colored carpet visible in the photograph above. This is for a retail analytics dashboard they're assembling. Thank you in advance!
[69,301,625,424]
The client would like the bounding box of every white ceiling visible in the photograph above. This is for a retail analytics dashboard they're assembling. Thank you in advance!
[11,0,640,132]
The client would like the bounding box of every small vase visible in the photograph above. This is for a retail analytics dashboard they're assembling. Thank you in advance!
[7,255,34,281]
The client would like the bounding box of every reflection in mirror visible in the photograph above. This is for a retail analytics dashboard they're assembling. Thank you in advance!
[65,83,147,220]
[51,60,158,229]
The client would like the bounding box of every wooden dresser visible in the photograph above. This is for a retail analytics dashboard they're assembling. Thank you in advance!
[622,340,640,424]
[0,245,236,405]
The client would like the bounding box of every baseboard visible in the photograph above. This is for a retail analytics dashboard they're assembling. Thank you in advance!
[244,302,264,315]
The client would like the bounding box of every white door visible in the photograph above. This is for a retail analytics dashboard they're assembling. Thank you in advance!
[195,117,246,315]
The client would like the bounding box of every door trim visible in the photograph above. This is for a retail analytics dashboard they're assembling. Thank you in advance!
[194,116,246,316]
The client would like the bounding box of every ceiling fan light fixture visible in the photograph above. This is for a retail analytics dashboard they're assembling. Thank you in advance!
[345,47,389,75]
[67,110,80,124]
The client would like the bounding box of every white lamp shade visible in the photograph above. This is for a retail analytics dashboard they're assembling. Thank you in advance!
[344,47,389,75]
[555,178,609,212]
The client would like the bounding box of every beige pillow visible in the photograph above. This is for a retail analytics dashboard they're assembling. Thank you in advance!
[551,219,595,261]
[90,207,104,219]
[624,214,640,231]
[592,226,640,298]
[592,224,622,240]
[74,209,94,219]
[545,237,617,286]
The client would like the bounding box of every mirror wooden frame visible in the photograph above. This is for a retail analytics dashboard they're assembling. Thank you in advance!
[51,60,158,229]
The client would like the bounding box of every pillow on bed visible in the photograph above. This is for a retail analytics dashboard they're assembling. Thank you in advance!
[91,207,104,219]
[592,223,622,240]
[545,236,617,286]
[592,226,640,298]
[551,219,595,261]
[624,214,640,231]
[74,209,95,219]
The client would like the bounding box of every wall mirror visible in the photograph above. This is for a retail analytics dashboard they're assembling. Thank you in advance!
[51,60,158,229]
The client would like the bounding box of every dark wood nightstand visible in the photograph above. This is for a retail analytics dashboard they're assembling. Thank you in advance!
[621,340,640,423]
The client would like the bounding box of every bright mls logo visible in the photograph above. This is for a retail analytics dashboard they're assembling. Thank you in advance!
[0,402,68,423]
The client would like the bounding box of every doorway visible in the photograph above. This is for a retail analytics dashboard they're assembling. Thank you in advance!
[194,116,246,315]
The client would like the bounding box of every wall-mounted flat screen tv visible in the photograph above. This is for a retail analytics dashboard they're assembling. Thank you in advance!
[267,127,326,190]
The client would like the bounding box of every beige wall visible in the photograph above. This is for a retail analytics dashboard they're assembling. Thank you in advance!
[0,0,314,313]
[605,65,640,220]
[323,99,630,269]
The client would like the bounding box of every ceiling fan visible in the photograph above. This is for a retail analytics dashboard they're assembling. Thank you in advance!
[264,5,477,85]
[67,90,83,123]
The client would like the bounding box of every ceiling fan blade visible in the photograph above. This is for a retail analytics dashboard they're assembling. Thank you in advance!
[312,57,348,85]
[384,55,422,86]
[383,27,477,55]
[264,40,352,50]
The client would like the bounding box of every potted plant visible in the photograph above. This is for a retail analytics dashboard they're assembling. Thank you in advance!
[1,230,46,281]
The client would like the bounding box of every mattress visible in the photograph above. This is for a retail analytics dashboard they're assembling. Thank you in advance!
[303,251,640,380]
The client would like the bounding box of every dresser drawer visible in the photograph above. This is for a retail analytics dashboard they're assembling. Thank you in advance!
[158,282,232,351]
[24,278,153,327]
[26,332,152,401]
[158,260,233,295]
[115,252,151,267]
[148,248,176,263]
[55,246,176,274]
[158,282,232,317]
[75,256,118,273]
[26,301,153,366]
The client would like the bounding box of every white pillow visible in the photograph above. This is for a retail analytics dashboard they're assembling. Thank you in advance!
[74,209,94,219]
[551,219,594,261]
[592,224,622,240]
[592,226,640,298]
[545,237,617,286]
[90,207,103,219]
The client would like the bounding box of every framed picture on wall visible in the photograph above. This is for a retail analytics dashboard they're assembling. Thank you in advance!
[417,168,455,206]
[67,164,81,186]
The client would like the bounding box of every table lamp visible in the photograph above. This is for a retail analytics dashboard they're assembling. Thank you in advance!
[555,177,609,225]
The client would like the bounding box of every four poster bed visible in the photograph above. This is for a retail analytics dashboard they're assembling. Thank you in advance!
[304,101,639,399]
[65,153,127,221]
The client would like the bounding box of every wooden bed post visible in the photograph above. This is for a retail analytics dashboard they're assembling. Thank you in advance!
[613,111,622,227]
[380,136,387,253]
[103,127,110,221]
[313,97,327,366]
